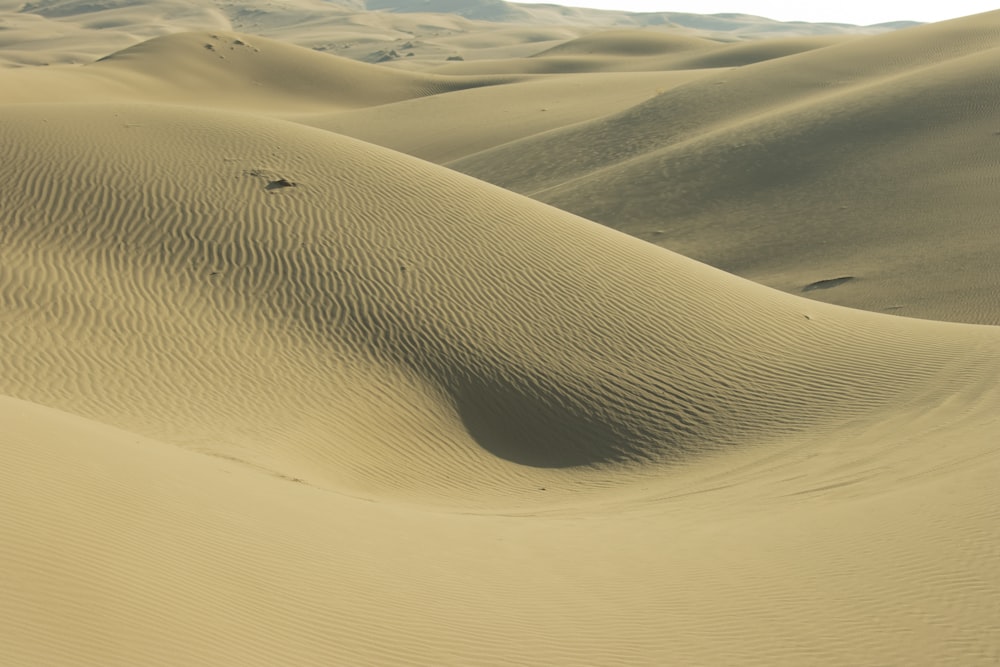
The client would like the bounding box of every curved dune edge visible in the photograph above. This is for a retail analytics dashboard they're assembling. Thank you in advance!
[1,83,1000,664]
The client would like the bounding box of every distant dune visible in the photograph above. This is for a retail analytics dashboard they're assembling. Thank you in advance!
[0,0,906,67]
[446,11,1000,323]
[0,30,518,108]
[2,2,1000,665]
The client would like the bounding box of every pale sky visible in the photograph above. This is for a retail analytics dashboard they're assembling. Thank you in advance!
[521,1,999,26]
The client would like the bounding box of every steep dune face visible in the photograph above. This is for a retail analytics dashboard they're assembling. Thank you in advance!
[448,11,1000,323]
[3,101,996,502]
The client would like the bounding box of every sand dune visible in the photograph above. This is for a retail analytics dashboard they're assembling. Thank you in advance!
[11,100,979,494]
[424,31,846,75]
[448,11,1000,323]
[0,0,898,69]
[660,34,847,68]
[4,98,1000,666]
[531,29,718,56]
[0,30,518,109]
[531,30,846,69]
[298,69,708,163]
[3,4,1000,666]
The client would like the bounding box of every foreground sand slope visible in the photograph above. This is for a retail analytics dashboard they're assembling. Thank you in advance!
[2,101,1000,664]
[447,11,1000,323]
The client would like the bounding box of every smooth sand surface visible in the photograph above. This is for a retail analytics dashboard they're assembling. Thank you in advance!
[2,3,1000,665]
[446,12,1000,323]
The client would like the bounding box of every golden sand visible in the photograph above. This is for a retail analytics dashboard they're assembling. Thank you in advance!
[2,4,999,665]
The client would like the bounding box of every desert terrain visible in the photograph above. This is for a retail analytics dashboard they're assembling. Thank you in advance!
[2,1,1000,665]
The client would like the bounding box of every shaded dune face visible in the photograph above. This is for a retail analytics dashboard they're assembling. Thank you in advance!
[3,102,995,499]
[444,12,1000,324]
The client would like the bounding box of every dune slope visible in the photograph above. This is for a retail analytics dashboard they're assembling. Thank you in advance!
[449,11,1000,323]
[297,69,708,163]
[434,30,844,74]
[2,100,1000,664]
[0,30,516,109]
[2,100,995,495]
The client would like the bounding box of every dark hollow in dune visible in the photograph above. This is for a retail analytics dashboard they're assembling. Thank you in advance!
[802,276,855,292]
[266,178,296,190]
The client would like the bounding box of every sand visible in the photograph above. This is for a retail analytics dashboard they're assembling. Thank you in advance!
[2,3,1000,665]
